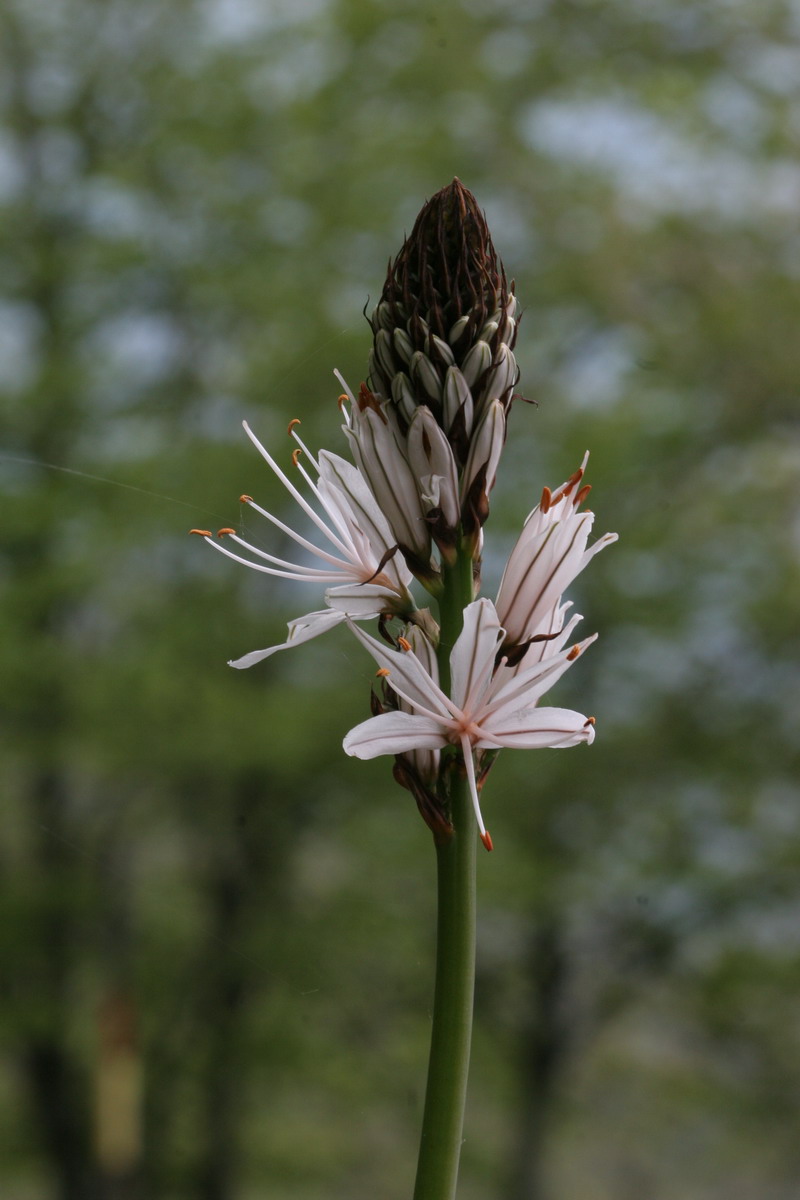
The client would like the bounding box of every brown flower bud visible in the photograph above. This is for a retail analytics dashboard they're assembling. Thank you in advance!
[368,179,520,466]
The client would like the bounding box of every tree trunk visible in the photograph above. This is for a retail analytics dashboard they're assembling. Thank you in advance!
[507,915,569,1200]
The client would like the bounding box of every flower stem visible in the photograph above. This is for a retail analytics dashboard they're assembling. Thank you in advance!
[436,555,475,692]
[413,776,476,1200]
[413,550,477,1200]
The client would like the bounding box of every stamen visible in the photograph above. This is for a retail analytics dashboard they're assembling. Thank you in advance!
[480,831,494,852]
[540,486,552,514]
[243,421,354,558]
[291,448,302,467]
[217,527,236,537]
[239,494,253,504]
[376,668,391,678]
[567,645,581,661]
[397,636,412,652]
[460,733,490,844]
[564,465,584,493]
[189,529,212,537]
[333,368,356,406]
[574,483,592,508]
[287,418,301,434]
[584,716,596,727]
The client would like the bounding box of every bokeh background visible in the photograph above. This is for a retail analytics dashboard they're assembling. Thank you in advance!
[2,1,800,1198]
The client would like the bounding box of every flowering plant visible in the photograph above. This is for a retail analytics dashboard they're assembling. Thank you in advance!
[192,180,616,1199]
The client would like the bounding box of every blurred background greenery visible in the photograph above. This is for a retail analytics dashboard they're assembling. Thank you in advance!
[2,0,799,1198]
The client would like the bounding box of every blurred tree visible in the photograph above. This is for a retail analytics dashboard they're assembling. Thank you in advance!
[2,0,799,1199]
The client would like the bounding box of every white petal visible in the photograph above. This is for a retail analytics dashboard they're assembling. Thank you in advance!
[347,620,455,721]
[495,455,617,646]
[345,406,430,559]
[475,706,596,750]
[228,609,346,669]
[318,451,412,587]
[485,634,598,719]
[496,512,592,645]
[401,624,439,681]
[343,712,449,759]
[325,582,404,616]
[449,599,505,713]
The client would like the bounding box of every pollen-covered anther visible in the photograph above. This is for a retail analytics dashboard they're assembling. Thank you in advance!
[567,645,581,661]
[189,529,212,537]
[480,830,494,852]
[565,465,584,493]
[337,393,349,410]
[239,494,253,504]
[540,486,552,514]
[574,483,592,508]
[291,448,302,467]
[287,418,301,434]
[216,527,236,537]
[397,636,412,652]
[376,667,391,678]
[584,716,596,727]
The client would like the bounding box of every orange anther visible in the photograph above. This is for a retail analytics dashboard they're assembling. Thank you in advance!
[189,528,212,537]
[287,418,301,433]
[480,830,494,852]
[565,465,584,492]
[540,486,552,513]
[291,448,302,466]
[376,667,391,678]
[397,636,412,651]
[337,394,349,410]
[575,483,592,507]
[584,716,596,727]
[567,646,581,661]
[217,527,235,537]
[239,494,253,504]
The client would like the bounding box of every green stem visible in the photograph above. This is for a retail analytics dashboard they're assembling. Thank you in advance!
[436,555,475,693]
[413,548,476,1200]
[413,777,476,1200]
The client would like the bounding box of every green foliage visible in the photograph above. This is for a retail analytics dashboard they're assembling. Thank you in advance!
[2,0,799,1197]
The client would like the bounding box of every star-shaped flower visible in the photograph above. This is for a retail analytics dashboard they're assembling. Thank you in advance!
[344,599,597,848]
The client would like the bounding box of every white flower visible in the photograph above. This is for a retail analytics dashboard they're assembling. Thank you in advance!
[495,453,618,652]
[344,599,597,849]
[195,420,416,667]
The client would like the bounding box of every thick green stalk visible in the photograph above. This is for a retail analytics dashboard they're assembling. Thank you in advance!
[413,550,476,1200]
[435,554,474,692]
